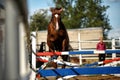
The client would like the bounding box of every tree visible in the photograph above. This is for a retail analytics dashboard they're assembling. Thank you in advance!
[53,0,112,39]
[30,9,49,31]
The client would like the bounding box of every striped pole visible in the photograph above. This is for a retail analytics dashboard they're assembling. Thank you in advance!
[37,56,120,67]
[84,58,120,67]
[36,50,120,56]
[36,56,80,68]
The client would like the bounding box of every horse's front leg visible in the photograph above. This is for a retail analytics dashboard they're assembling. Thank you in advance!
[61,39,69,68]
[62,39,69,51]
[47,41,58,68]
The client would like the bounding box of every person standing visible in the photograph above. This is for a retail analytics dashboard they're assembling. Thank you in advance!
[96,37,106,62]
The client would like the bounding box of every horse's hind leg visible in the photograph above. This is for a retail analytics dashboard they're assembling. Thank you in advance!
[50,54,58,69]
[49,61,57,69]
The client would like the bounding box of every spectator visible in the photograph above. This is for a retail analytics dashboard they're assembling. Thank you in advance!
[96,37,106,62]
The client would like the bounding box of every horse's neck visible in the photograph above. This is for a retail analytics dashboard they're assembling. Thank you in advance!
[50,18,60,28]
[50,17,66,30]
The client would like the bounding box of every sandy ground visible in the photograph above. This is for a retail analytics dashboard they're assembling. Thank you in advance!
[38,75,120,80]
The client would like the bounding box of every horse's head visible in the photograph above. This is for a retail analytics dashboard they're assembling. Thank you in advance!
[50,7,63,30]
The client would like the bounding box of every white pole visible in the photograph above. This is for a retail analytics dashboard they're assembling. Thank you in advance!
[30,32,36,80]
[78,33,82,65]
[112,39,116,59]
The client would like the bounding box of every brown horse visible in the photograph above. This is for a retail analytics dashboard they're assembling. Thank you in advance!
[47,7,69,68]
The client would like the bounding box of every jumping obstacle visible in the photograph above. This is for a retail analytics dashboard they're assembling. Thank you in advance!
[31,32,120,79]
[36,50,120,78]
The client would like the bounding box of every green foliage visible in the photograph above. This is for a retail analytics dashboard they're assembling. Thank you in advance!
[30,9,49,31]
[53,0,112,39]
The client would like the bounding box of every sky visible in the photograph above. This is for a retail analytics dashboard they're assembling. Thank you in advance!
[28,0,120,39]
[103,0,120,38]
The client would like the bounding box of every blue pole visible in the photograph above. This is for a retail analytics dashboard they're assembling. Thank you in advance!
[38,67,120,77]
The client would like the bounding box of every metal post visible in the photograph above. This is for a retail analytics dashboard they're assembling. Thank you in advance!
[78,33,82,65]
[112,39,116,59]
[4,0,19,80]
